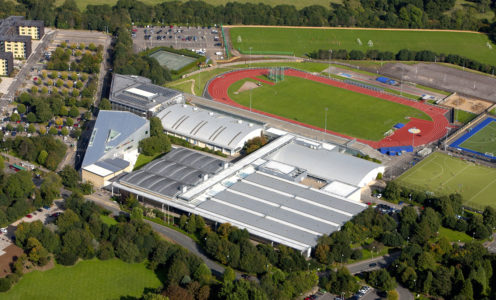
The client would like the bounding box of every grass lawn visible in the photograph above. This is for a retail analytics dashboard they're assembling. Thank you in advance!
[228,76,430,140]
[4,259,162,300]
[460,121,496,154]
[455,109,478,124]
[100,214,117,226]
[59,0,341,10]
[436,226,473,243]
[230,27,496,66]
[134,153,163,170]
[396,152,496,210]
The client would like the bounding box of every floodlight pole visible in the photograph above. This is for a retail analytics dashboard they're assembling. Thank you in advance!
[324,107,328,134]
[444,127,450,151]
[249,88,252,112]
[328,49,332,78]
[249,46,252,68]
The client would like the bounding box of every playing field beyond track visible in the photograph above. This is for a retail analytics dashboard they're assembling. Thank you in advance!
[460,121,496,155]
[396,152,496,209]
[230,27,496,66]
[228,76,430,141]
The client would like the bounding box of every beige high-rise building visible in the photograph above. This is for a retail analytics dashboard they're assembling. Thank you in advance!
[0,16,43,60]
[0,52,13,76]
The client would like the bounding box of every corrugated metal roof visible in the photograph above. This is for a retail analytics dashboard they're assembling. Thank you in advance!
[120,148,225,198]
[159,104,262,151]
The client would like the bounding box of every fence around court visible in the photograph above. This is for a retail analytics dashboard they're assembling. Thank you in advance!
[237,49,295,56]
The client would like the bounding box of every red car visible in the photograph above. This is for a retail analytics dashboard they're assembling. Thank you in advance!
[26,214,32,218]
[73,124,78,127]
[132,29,137,32]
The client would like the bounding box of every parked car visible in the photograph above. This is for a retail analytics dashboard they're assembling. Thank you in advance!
[26,214,32,218]
[0,228,7,234]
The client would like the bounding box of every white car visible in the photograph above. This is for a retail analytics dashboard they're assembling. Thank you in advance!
[0,228,7,234]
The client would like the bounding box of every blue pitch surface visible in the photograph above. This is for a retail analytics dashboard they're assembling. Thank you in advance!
[450,117,496,160]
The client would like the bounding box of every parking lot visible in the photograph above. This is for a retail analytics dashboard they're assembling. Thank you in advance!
[132,25,226,60]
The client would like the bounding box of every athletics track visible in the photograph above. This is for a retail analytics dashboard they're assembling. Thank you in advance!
[206,68,450,149]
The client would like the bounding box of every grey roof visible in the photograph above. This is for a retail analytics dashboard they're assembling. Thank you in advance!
[230,181,351,224]
[196,171,366,247]
[110,74,181,112]
[120,148,225,198]
[0,51,12,59]
[245,173,365,215]
[0,16,42,37]
[158,104,262,151]
[94,158,130,173]
[269,143,382,187]
[81,110,148,167]
[197,199,320,246]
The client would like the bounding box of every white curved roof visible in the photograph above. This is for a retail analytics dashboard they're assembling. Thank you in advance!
[159,104,262,151]
[269,142,384,187]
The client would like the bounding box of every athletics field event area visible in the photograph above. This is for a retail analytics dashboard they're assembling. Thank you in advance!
[450,117,496,160]
[206,68,450,149]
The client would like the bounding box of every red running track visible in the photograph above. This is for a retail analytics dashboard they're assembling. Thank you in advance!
[207,69,450,149]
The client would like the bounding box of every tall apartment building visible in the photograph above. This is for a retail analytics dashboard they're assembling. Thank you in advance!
[0,52,13,76]
[0,16,44,63]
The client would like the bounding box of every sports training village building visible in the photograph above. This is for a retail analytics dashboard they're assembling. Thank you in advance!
[82,74,385,256]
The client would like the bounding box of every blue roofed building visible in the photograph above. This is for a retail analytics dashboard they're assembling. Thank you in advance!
[81,110,150,188]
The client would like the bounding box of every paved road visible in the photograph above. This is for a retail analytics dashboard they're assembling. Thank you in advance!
[1,30,57,103]
[346,252,400,275]
[397,285,413,300]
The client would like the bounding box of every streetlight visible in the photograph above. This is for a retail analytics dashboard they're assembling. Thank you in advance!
[444,127,450,151]
[249,88,252,112]
[328,49,332,78]
[324,107,328,134]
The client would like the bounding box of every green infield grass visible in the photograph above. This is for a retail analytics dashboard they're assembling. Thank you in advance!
[230,27,496,66]
[228,76,430,140]
[460,120,496,154]
[396,152,496,210]
[4,259,162,300]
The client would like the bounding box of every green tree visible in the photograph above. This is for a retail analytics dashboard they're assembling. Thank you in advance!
[48,127,58,135]
[99,98,111,110]
[59,165,80,188]
[66,117,74,126]
[37,150,48,164]
[68,106,79,118]
[387,290,399,300]
[150,116,164,137]
[56,209,80,233]
[61,127,69,136]
[56,79,64,87]
[131,207,143,221]
[17,104,26,114]
[10,113,20,122]
[483,206,496,229]
[223,266,236,283]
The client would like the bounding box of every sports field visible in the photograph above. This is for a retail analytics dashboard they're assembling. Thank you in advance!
[396,152,496,209]
[149,50,197,71]
[228,76,430,141]
[4,259,161,300]
[229,27,496,66]
[460,121,496,154]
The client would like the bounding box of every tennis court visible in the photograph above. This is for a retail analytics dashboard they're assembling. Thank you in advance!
[149,50,196,71]
[396,152,496,209]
